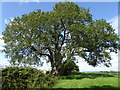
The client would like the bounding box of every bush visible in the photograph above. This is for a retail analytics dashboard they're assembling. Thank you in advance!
[2,67,58,89]
[59,60,79,76]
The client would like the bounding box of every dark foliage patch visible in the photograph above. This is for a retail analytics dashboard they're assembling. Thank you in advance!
[2,67,58,89]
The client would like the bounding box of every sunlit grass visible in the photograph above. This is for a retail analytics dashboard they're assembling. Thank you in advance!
[53,72,119,88]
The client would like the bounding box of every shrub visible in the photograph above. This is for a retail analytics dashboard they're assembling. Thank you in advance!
[59,60,79,76]
[2,67,58,89]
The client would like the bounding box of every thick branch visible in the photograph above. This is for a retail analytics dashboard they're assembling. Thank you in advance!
[60,19,67,50]
[30,46,52,60]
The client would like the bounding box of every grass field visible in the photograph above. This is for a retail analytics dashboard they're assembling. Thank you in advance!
[52,72,119,89]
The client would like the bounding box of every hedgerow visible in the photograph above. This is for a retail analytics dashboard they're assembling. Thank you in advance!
[2,67,58,89]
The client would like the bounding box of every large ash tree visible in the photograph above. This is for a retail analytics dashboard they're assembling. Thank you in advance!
[2,2,120,75]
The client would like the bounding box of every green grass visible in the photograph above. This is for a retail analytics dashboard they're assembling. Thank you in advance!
[52,72,119,89]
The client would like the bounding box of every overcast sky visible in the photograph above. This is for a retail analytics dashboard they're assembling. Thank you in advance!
[0,1,119,72]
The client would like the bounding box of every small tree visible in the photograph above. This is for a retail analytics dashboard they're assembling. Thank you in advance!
[2,2,120,75]
[59,60,79,76]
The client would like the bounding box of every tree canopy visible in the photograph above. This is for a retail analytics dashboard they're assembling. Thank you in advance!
[2,2,120,75]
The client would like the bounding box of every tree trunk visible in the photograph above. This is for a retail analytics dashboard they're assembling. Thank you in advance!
[50,58,62,76]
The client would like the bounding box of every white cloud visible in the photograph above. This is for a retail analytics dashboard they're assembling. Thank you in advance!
[4,19,9,24]
[32,0,40,2]
[108,16,118,34]
[0,52,10,68]
[0,47,4,51]
[0,35,5,46]
[38,62,51,71]
[19,0,31,3]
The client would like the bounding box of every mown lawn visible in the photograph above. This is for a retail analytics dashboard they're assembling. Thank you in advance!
[52,72,119,89]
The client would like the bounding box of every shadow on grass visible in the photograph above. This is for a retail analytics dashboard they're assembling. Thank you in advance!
[51,85,119,90]
[90,85,120,90]
[61,72,117,80]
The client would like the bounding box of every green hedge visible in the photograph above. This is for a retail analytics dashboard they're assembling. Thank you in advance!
[2,67,58,89]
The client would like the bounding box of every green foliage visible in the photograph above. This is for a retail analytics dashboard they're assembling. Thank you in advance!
[2,2,120,74]
[2,67,58,89]
[59,60,79,76]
